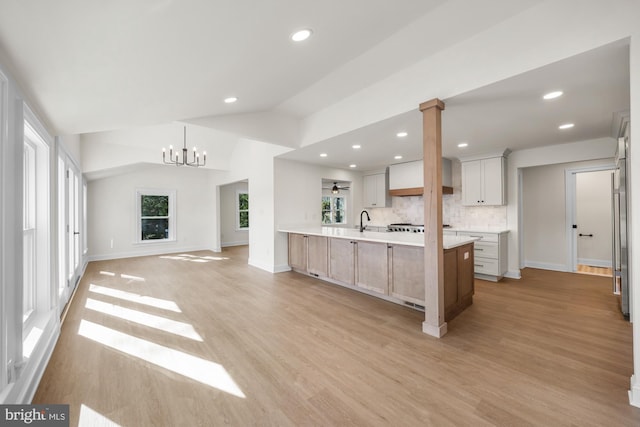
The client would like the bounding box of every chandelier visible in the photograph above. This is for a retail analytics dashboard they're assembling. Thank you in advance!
[162,126,206,167]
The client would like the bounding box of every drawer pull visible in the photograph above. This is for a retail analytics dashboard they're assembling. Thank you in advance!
[474,264,484,267]
[475,248,484,251]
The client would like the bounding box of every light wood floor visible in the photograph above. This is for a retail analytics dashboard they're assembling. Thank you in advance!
[577,264,613,277]
[34,246,640,426]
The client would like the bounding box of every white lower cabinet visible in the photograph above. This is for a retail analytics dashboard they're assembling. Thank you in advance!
[454,230,508,281]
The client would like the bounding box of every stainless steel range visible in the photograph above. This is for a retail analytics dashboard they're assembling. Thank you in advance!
[387,223,424,233]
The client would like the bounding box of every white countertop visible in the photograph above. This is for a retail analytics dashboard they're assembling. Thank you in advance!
[279,226,479,249]
[444,227,509,234]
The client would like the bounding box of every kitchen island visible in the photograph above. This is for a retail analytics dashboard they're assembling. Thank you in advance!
[280,226,478,321]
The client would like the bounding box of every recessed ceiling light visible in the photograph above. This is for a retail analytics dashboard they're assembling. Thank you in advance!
[349,164,357,168]
[396,132,408,138]
[352,144,361,149]
[457,143,468,148]
[394,155,403,160]
[224,97,238,104]
[291,29,312,42]
[319,153,327,157]
[543,91,563,100]
[559,123,574,130]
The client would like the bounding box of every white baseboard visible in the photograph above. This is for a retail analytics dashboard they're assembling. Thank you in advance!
[578,258,612,268]
[273,264,292,273]
[88,245,213,262]
[630,375,640,408]
[524,261,569,272]
[504,270,521,279]
[221,241,249,248]
[422,321,447,338]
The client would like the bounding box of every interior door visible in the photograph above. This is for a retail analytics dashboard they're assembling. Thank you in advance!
[58,151,83,315]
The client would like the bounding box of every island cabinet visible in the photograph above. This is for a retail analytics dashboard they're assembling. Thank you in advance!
[288,233,328,276]
[288,233,307,271]
[329,238,355,285]
[388,245,425,305]
[443,242,475,321]
[355,241,388,295]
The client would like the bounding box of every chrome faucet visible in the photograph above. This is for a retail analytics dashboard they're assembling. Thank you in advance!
[360,210,370,232]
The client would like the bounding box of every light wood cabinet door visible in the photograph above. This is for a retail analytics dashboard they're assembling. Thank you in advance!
[307,235,328,276]
[288,233,307,271]
[355,241,388,294]
[389,245,425,304]
[329,238,355,285]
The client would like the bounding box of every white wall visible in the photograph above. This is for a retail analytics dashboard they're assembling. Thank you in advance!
[522,158,615,271]
[220,181,249,247]
[87,165,216,260]
[576,170,613,267]
[273,158,364,269]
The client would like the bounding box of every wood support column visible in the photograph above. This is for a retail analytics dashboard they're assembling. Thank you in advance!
[420,98,447,338]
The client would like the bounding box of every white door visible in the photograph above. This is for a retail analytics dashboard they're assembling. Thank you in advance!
[58,151,83,315]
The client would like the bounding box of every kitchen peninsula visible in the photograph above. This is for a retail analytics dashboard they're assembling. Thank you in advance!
[280,227,478,321]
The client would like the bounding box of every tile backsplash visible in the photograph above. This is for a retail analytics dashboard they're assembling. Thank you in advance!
[368,160,507,228]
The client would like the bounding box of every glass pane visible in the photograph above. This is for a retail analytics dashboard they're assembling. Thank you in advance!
[335,209,344,224]
[141,218,169,240]
[321,197,331,211]
[322,212,332,224]
[334,197,344,210]
[239,211,249,228]
[238,193,249,210]
[141,195,169,216]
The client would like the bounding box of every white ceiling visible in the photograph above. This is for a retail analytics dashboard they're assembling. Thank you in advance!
[0,1,629,173]
[279,39,630,170]
[0,0,443,134]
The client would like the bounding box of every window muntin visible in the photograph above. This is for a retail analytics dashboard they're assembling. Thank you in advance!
[237,192,249,230]
[136,189,175,243]
[321,196,346,225]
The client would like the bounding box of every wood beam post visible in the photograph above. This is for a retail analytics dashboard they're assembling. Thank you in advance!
[420,98,447,338]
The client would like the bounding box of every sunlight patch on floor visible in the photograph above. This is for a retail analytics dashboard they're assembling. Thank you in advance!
[85,298,203,341]
[99,271,116,277]
[89,284,181,313]
[120,273,145,282]
[78,320,245,398]
[159,254,229,262]
[79,404,121,427]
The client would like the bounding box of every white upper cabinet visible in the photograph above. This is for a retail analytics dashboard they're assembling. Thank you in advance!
[461,156,506,206]
[363,170,390,208]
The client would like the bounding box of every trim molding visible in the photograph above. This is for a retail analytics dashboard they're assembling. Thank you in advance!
[221,241,249,248]
[577,258,612,268]
[2,315,59,404]
[630,375,640,408]
[504,270,521,279]
[524,261,569,272]
[422,321,447,338]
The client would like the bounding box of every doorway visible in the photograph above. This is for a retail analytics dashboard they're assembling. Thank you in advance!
[566,167,615,276]
[219,180,249,249]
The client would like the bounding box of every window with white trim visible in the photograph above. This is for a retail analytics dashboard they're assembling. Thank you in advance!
[23,139,36,322]
[237,191,249,230]
[136,189,176,242]
[321,195,346,225]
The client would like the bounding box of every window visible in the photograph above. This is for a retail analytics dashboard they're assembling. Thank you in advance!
[136,189,176,242]
[22,114,51,334]
[322,196,346,225]
[23,140,36,322]
[237,191,249,230]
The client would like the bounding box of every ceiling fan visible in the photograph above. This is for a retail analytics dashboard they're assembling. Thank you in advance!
[323,182,351,194]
